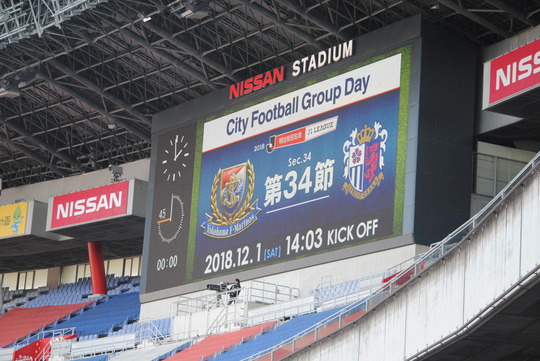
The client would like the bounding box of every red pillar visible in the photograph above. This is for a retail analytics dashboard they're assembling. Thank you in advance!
[87,241,107,295]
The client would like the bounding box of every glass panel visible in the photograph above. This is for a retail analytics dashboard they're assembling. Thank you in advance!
[133,257,141,276]
[108,259,123,277]
[60,265,77,284]
[17,272,26,290]
[317,320,339,339]
[24,271,35,289]
[34,269,47,288]
[2,273,17,290]
[273,342,294,360]
[475,153,528,197]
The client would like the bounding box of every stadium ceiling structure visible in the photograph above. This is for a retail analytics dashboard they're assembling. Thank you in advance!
[0,0,539,190]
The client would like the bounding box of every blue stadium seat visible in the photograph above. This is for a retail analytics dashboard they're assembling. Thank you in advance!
[72,354,108,361]
[47,292,140,337]
[211,307,344,360]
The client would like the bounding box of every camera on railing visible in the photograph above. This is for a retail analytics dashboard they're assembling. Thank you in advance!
[206,282,229,292]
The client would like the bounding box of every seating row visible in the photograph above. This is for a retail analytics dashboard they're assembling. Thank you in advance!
[308,274,383,302]
[209,306,345,361]
[47,292,140,336]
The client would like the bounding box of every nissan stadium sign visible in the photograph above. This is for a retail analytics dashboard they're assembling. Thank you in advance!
[483,38,540,108]
[47,181,129,230]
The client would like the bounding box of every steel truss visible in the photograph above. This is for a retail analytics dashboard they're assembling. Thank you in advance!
[0,0,107,48]
[0,0,539,188]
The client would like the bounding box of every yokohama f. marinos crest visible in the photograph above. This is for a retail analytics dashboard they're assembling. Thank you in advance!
[201,161,261,238]
[342,122,388,199]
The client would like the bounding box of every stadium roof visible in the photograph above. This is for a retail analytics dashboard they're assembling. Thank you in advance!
[0,0,539,190]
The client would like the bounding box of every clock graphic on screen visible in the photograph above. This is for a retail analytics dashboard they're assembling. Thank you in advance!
[157,194,185,243]
[162,134,190,182]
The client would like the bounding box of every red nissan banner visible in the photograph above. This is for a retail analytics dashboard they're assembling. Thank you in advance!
[49,181,129,229]
[487,38,540,105]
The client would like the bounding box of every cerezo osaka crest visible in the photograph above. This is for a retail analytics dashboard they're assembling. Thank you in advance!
[201,161,261,238]
[342,122,388,199]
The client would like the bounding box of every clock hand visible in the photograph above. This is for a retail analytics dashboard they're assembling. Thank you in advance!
[169,193,174,220]
[174,136,188,161]
[174,135,179,160]
[157,194,176,224]
[174,149,182,161]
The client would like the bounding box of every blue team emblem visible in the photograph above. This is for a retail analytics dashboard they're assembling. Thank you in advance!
[202,161,261,238]
[342,122,388,199]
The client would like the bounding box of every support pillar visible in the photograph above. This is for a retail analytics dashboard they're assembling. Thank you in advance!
[87,241,107,295]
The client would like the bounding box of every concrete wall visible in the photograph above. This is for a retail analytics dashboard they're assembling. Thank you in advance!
[289,160,539,360]
[0,158,150,205]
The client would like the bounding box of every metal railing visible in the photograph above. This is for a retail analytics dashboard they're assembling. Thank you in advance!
[64,320,199,360]
[173,281,300,316]
[242,151,540,361]
[172,280,300,336]
[245,296,317,327]
[317,284,380,311]
[13,327,76,350]
[206,302,246,335]
[249,280,300,304]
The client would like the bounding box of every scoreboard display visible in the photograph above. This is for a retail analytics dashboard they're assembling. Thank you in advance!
[144,48,411,293]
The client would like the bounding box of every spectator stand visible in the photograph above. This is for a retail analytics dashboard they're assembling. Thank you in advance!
[0,302,93,349]
[245,274,385,328]
[174,281,299,315]
[106,340,190,361]
[163,321,277,361]
[72,355,109,361]
[66,317,192,360]
[210,306,346,361]
[1,287,42,314]
[173,281,299,336]
[46,292,140,337]
[0,348,13,361]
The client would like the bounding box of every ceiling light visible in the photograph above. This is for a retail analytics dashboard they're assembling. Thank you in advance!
[0,89,20,98]
[0,82,20,98]
[138,14,152,22]
[171,0,212,20]
[181,8,208,19]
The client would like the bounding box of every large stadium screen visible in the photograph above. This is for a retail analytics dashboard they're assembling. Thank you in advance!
[145,47,410,293]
